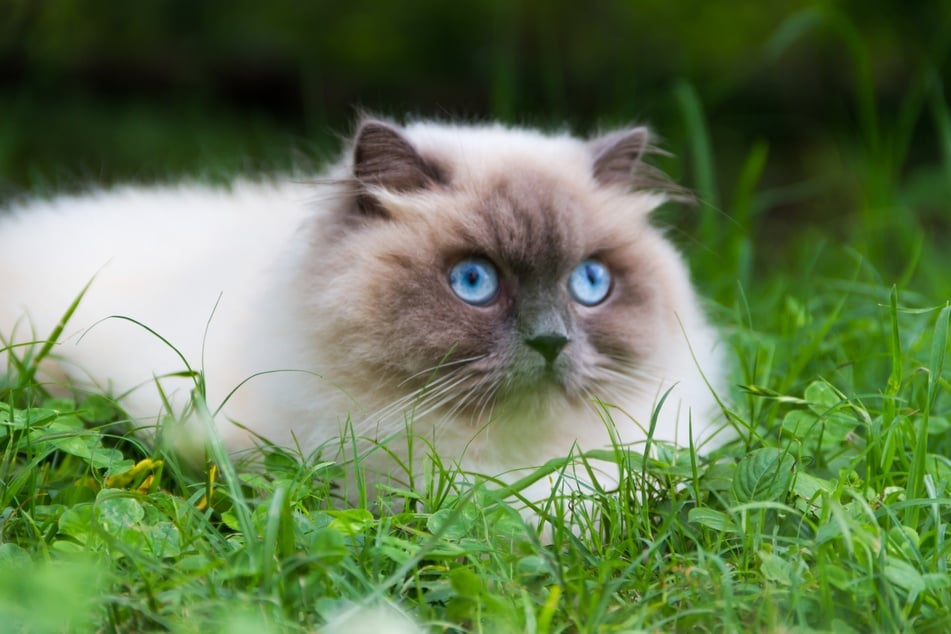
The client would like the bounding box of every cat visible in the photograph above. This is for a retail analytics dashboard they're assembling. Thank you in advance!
[0,117,726,512]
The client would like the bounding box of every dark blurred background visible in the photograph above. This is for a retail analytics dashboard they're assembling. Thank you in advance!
[1,1,949,291]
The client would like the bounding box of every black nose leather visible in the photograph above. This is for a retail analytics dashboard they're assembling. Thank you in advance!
[525,332,569,365]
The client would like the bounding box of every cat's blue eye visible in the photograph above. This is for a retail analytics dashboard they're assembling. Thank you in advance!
[449,257,499,306]
[568,259,611,306]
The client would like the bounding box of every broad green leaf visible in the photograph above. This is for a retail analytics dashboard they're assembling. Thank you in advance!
[41,398,77,412]
[792,472,833,500]
[516,555,551,580]
[220,511,242,533]
[815,563,851,591]
[887,525,920,558]
[781,410,819,439]
[79,394,120,424]
[733,448,796,502]
[237,472,271,489]
[827,619,861,634]
[326,508,375,534]
[699,463,736,492]
[884,560,925,594]
[428,508,468,541]
[450,567,484,598]
[822,412,860,443]
[927,416,951,435]
[144,522,182,558]
[374,535,420,566]
[759,550,794,585]
[307,528,347,565]
[59,505,95,544]
[922,573,951,591]
[0,543,30,570]
[0,405,58,429]
[805,380,841,413]
[44,434,92,459]
[95,493,144,535]
[50,541,85,554]
[688,507,736,532]
[427,504,482,541]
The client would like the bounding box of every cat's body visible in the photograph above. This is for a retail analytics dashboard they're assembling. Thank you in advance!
[0,119,725,506]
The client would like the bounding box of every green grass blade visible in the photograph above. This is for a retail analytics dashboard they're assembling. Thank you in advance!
[907,303,951,526]
[930,72,951,183]
[728,139,769,290]
[16,277,96,388]
[674,80,719,248]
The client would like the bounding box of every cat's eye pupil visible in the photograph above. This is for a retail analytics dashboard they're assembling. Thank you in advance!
[464,269,480,285]
[569,259,611,306]
[449,257,499,306]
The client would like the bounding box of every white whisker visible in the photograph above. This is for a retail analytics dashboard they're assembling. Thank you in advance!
[397,353,488,387]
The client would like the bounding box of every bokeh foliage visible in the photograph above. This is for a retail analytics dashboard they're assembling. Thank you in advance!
[3,1,950,323]
[2,1,949,213]
[1,1,948,339]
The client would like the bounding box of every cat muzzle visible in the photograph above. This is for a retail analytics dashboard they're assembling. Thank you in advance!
[520,304,571,365]
[525,332,569,365]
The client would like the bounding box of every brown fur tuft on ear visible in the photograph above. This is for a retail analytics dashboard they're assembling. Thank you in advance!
[590,127,651,186]
[589,127,691,201]
[352,120,446,216]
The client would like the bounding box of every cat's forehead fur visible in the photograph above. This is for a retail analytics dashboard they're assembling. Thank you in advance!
[361,121,664,272]
[402,121,592,184]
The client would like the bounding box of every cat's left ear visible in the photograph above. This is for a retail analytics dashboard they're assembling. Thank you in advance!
[351,119,444,217]
[588,127,651,187]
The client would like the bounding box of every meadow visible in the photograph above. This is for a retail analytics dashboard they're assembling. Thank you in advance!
[2,4,951,632]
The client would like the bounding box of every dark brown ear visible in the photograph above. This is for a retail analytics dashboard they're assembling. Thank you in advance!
[352,120,445,216]
[589,126,690,201]
[589,127,651,186]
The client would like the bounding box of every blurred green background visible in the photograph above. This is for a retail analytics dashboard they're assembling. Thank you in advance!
[1,0,949,292]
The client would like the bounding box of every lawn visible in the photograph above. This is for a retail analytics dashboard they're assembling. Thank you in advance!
[2,4,951,632]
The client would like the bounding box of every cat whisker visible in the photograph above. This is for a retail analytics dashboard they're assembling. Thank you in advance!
[408,376,475,421]
[397,353,489,388]
[420,367,497,418]
[472,378,503,426]
[364,363,487,435]
[602,353,706,386]
[585,364,660,402]
[392,361,474,400]
[442,371,499,422]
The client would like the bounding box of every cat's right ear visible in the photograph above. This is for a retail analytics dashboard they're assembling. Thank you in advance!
[588,127,651,187]
[351,120,444,217]
[589,126,689,201]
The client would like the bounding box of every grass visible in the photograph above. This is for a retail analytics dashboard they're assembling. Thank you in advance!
[3,27,951,633]
[2,271,950,632]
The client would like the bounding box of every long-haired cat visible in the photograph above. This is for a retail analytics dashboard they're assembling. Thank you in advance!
[0,117,726,510]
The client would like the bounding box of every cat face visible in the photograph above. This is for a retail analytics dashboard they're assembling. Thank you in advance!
[305,119,685,425]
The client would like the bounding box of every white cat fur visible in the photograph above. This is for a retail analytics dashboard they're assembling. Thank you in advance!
[0,120,726,509]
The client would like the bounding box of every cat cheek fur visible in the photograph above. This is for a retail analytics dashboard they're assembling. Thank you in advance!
[371,279,503,376]
[580,264,663,362]
[310,231,503,381]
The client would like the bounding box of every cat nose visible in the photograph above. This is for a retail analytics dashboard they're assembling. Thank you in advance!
[525,332,569,365]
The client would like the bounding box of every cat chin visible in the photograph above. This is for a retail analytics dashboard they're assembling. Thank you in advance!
[491,388,588,428]
[308,390,709,541]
